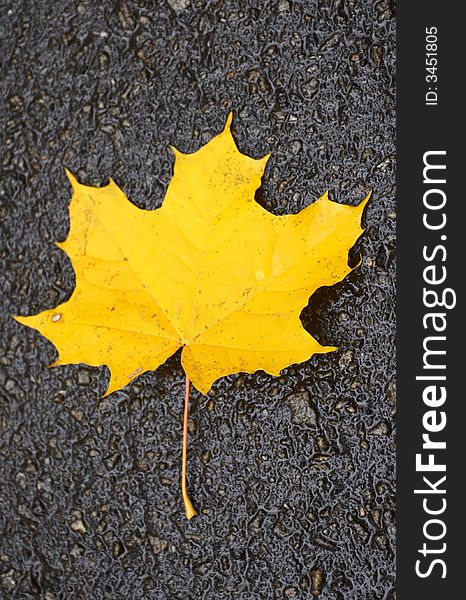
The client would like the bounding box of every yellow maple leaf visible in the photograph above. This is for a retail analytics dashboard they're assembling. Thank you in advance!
[15,113,369,518]
[15,114,368,397]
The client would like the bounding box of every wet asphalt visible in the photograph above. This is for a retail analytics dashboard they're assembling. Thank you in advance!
[0,1,395,598]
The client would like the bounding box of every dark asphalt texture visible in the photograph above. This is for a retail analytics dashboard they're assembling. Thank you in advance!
[0,1,395,599]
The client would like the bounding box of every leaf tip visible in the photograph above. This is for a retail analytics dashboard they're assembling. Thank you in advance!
[324,345,338,353]
[101,382,114,398]
[320,190,330,202]
[64,168,80,190]
[360,189,372,210]
[12,314,33,328]
[224,111,234,131]
[356,190,372,232]
[170,145,184,160]
[101,369,128,397]
[260,152,272,167]
[193,381,210,395]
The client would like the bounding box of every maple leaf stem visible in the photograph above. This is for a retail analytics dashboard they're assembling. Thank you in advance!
[182,374,198,520]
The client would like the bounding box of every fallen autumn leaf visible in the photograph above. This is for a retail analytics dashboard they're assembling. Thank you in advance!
[14,113,369,518]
